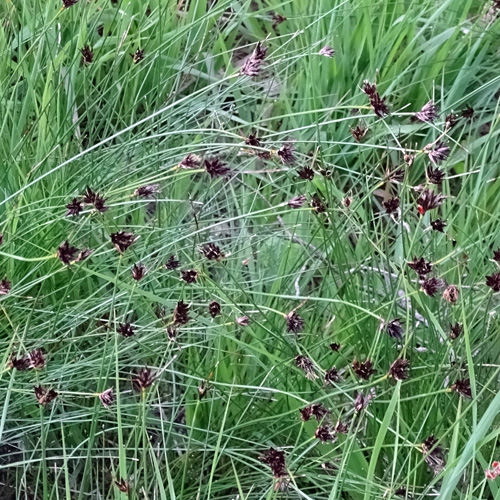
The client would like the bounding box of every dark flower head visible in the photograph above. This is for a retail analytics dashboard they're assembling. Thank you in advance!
[430,218,447,232]
[173,300,190,325]
[408,257,433,277]
[117,322,135,337]
[370,92,389,118]
[424,141,450,165]
[277,142,296,164]
[422,435,446,475]
[28,348,45,369]
[133,367,155,391]
[330,342,341,352]
[75,248,93,262]
[131,263,147,281]
[412,100,439,123]
[404,153,414,166]
[209,300,221,318]
[165,255,180,270]
[451,378,472,398]
[417,189,446,214]
[426,166,445,186]
[236,315,250,326]
[319,45,335,58]
[382,318,404,339]
[421,277,446,297]
[350,123,368,142]
[354,390,373,412]
[10,356,30,371]
[57,241,78,265]
[352,359,376,380]
[311,194,327,213]
[334,420,349,434]
[82,186,97,204]
[394,487,409,498]
[461,105,475,122]
[92,193,108,212]
[315,425,336,443]
[449,322,463,340]
[287,195,307,208]
[383,197,400,214]
[325,367,341,385]
[493,248,500,262]
[181,269,198,283]
[0,233,3,245]
[0,278,12,295]
[295,355,318,379]
[65,198,83,216]
[134,184,160,198]
[442,284,459,303]
[297,166,314,180]
[34,386,58,406]
[99,388,114,408]
[240,41,267,77]
[110,231,137,253]
[201,243,224,261]
[258,448,287,478]
[130,48,145,64]
[486,271,500,292]
[80,45,93,65]
[342,196,352,208]
[362,80,377,96]
[180,153,201,169]
[300,403,329,421]
[286,311,305,333]
[388,358,410,380]
[445,112,460,129]
[245,134,261,147]
[204,157,231,178]
[272,13,287,27]
[114,478,129,493]
[62,0,78,7]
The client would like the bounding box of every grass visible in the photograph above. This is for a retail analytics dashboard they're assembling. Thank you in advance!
[1,0,500,498]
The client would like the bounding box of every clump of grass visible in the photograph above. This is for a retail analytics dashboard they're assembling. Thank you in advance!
[1,0,500,499]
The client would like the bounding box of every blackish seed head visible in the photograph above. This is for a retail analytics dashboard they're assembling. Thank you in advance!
[65,198,83,216]
[181,269,198,284]
[134,184,160,198]
[179,153,201,169]
[315,425,336,443]
[204,157,231,178]
[286,311,305,333]
[329,342,341,352]
[449,322,463,340]
[426,166,445,186]
[486,271,500,292]
[424,141,450,165]
[240,41,267,77]
[130,48,145,64]
[352,359,376,380]
[62,0,78,7]
[131,263,147,281]
[421,277,446,297]
[325,367,341,385]
[382,318,405,339]
[110,231,137,253]
[319,46,335,58]
[350,123,368,142]
[80,45,94,65]
[295,355,318,379]
[173,300,190,325]
[201,242,224,261]
[277,143,296,164]
[99,388,114,408]
[297,166,314,180]
[430,218,447,232]
[388,358,410,381]
[417,189,446,214]
[383,197,400,214]
[165,255,181,270]
[117,322,135,337]
[0,278,12,295]
[34,386,58,406]
[209,300,221,318]
[412,100,439,123]
[408,256,433,277]
[133,367,155,391]
[57,241,79,265]
[451,378,471,398]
